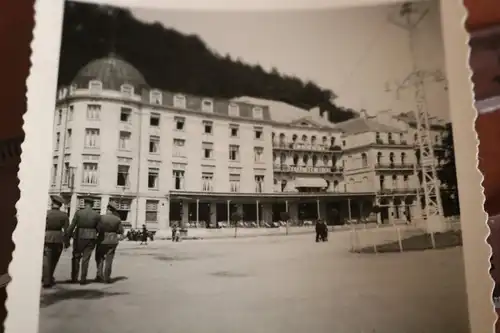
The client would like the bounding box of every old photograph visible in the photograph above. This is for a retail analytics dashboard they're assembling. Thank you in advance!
[39,0,468,332]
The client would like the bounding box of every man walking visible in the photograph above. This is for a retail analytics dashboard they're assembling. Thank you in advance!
[95,202,124,284]
[42,195,69,288]
[66,197,100,285]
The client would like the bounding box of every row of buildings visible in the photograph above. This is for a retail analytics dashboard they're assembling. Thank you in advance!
[49,55,449,233]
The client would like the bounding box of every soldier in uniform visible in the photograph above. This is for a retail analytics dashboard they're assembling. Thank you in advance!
[42,195,69,288]
[66,197,100,285]
[95,202,124,283]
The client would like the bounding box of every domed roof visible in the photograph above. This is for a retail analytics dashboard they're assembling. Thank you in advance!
[71,54,148,91]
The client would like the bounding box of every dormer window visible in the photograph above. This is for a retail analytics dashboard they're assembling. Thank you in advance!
[228,103,239,117]
[252,106,263,119]
[89,80,102,94]
[69,84,77,95]
[173,94,186,109]
[121,84,134,96]
[150,90,163,105]
[201,99,214,113]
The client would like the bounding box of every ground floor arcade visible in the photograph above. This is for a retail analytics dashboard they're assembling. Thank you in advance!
[49,190,422,230]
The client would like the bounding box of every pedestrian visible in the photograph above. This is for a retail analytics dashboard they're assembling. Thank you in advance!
[95,202,124,284]
[65,197,100,285]
[315,220,322,242]
[140,224,148,245]
[42,195,70,289]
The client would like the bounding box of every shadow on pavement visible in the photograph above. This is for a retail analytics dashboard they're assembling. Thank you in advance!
[40,287,128,308]
[56,276,129,285]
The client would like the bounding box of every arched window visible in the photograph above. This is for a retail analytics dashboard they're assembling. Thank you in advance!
[312,154,318,166]
[392,175,398,188]
[293,154,299,165]
[401,152,406,165]
[330,137,336,146]
[303,154,309,165]
[379,175,385,190]
[388,133,393,143]
[280,153,286,164]
[322,136,328,144]
[292,134,298,142]
[361,153,368,167]
[301,135,308,142]
[376,152,382,164]
[281,180,287,192]
[311,136,317,144]
[279,133,286,144]
[333,180,339,191]
[375,132,381,143]
[389,152,395,164]
[323,155,329,166]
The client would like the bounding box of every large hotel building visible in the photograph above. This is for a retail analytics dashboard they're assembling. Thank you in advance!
[49,56,448,234]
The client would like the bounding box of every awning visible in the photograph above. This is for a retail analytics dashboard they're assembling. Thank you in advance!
[294,177,328,188]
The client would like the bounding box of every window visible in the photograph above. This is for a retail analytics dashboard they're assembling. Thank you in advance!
[89,80,102,94]
[121,84,134,96]
[311,136,317,144]
[68,105,74,121]
[78,197,101,212]
[118,131,131,150]
[203,121,213,134]
[230,174,240,192]
[116,165,130,187]
[86,104,101,120]
[361,153,368,167]
[150,90,162,105]
[109,198,132,221]
[57,110,62,125]
[150,113,160,127]
[376,152,382,164]
[379,175,385,190]
[401,152,406,165]
[229,124,239,137]
[82,162,99,185]
[202,142,213,159]
[65,129,72,148]
[55,132,60,150]
[229,145,240,161]
[173,94,186,109]
[148,168,159,190]
[173,139,186,157]
[403,175,409,188]
[302,135,308,142]
[51,163,58,185]
[69,84,77,95]
[202,172,214,192]
[149,136,160,154]
[201,99,213,112]
[120,107,132,123]
[84,128,100,148]
[172,170,185,190]
[392,175,398,188]
[342,140,346,146]
[175,117,185,131]
[254,147,264,162]
[145,200,159,223]
[254,127,263,139]
[228,103,239,116]
[255,175,264,193]
[252,106,263,119]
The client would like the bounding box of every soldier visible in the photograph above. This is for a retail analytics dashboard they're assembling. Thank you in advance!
[95,202,124,283]
[42,195,69,288]
[66,197,100,285]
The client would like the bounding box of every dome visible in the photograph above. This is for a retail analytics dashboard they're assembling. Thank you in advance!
[71,54,148,91]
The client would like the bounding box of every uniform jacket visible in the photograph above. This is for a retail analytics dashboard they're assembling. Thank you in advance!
[67,207,101,240]
[45,209,69,244]
[97,213,124,245]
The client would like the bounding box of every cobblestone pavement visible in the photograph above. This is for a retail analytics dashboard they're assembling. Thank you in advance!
[38,233,469,333]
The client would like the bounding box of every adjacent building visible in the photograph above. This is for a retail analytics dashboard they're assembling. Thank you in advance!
[49,55,448,232]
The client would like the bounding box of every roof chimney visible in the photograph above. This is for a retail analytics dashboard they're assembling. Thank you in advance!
[359,109,368,118]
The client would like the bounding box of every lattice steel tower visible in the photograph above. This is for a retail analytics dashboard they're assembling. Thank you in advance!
[388,2,446,232]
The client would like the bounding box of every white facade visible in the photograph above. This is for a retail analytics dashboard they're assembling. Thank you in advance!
[49,57,448,230]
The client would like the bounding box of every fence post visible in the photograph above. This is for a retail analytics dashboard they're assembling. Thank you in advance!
[396,225,403,252]
[429,231,436,249]
[373,223,378,254]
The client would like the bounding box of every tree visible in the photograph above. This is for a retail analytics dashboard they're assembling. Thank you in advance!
[437,123,460,216]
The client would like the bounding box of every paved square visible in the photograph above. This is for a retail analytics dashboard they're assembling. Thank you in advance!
[39,232,469,333]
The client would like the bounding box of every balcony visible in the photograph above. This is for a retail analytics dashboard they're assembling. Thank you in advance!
[272,142,342,153]
[374,163,414,170]
[273,164,344,175]
[378,188,418,195]
[374,139,411,147]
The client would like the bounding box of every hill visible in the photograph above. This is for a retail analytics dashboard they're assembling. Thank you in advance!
[57,2,358,123]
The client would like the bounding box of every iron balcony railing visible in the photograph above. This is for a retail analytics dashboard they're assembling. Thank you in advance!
[273,164,344,174]
[272,142,342,152]
[375,139,410,146]
[374,163,414,170]
[378,188,418,195]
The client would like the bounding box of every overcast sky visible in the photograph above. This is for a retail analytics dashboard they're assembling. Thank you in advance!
[130,0,449,120]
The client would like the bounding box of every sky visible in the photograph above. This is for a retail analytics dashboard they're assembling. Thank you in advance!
[131,0,449,120]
